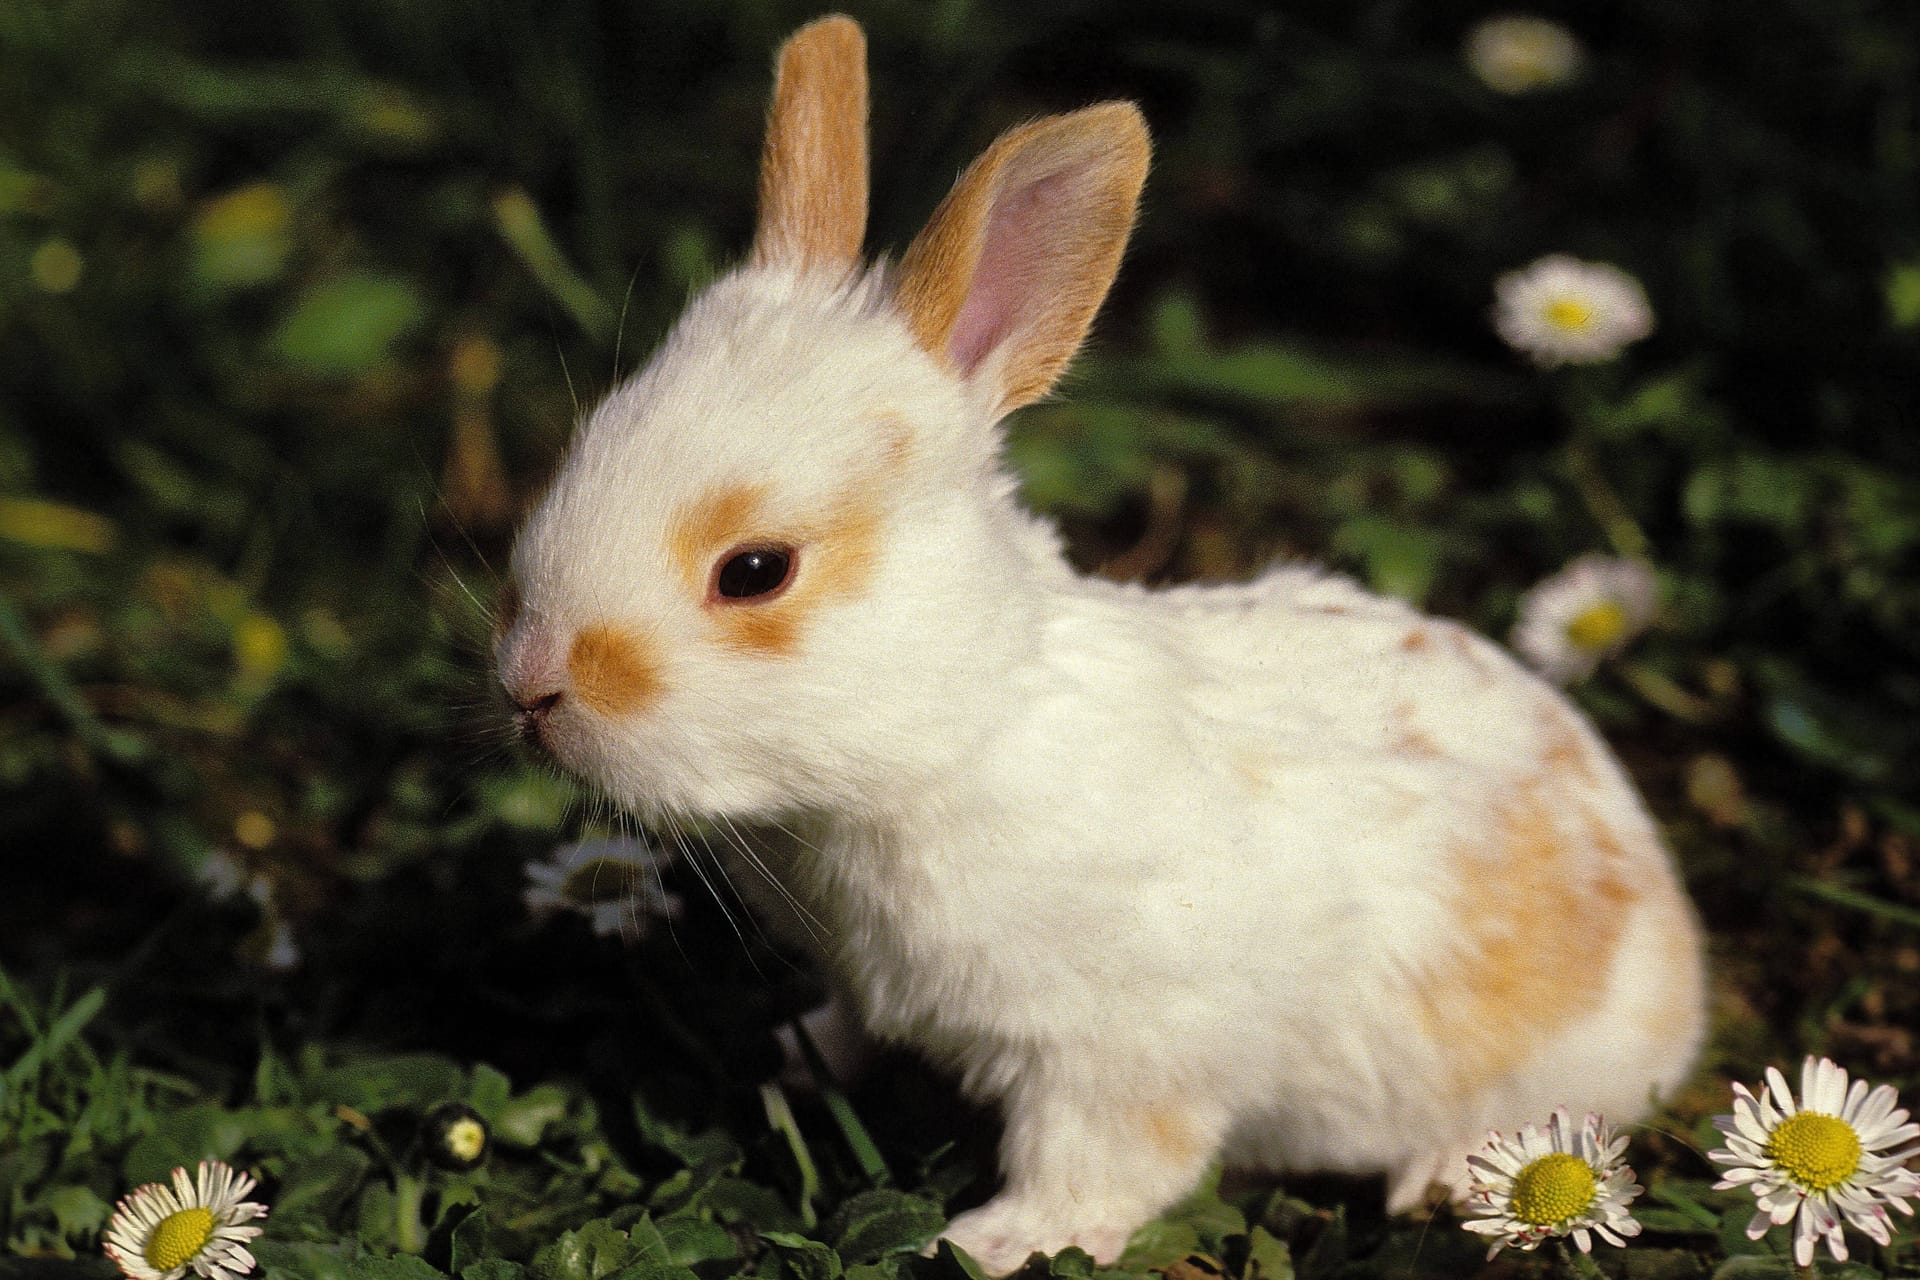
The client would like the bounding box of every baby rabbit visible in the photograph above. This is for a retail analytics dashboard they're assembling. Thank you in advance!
[495,16,1707,1274]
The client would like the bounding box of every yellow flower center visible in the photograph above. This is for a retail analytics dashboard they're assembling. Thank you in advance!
[1545,297,1595,332]
[445,1117,488,1162]
[1764,1112,1862,1192]
[144,1207,215,1272]
[1565,600,1627,651]
[1510,1152,1597,1227]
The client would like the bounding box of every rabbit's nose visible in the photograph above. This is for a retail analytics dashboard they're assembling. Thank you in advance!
[508,687,563,740]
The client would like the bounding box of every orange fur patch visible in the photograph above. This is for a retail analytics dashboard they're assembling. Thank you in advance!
[712,488,882,658]
[668,483,769,591]
[567,623,662,717]
[752,16,868,270]
[1399,627,1432,653]
[1540,708,1598,783]
[1140,1105,1205,1166]
[894,102,1150,415]
[1389,704,1444,759]
[1415,781,1641,1099]
[666,479,884,660]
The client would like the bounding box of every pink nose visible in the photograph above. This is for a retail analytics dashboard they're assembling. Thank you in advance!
[510,687,563,727]
[498,625,568,741]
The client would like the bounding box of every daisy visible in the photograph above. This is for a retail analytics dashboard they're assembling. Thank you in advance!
[1465,15,1585,95]
[1493,254,1654,367]
[1462,1107,1643,1259]
[1511,554,1657,683]
[102,1160,267,1280]
[523,836,679,941]
[1707,1055,1920,1267]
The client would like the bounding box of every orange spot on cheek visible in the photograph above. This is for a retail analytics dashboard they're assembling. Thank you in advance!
[567,624,662,716]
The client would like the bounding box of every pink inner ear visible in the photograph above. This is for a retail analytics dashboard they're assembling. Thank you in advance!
[947,170,1071,377]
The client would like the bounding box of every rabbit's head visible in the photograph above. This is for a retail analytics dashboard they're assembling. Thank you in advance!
[497,16,1148,823]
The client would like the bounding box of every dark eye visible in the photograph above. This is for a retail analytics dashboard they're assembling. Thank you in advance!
[714,546,794,601]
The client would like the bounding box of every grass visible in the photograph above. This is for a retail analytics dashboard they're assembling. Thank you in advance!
[3,0,1920,1277]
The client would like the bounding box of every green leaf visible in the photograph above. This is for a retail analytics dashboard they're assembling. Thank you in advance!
[346,1257,449,1280]
[271,274,426,376]
[253,1241,364,1280]
[122,1103,250,1183]
[4,986,103,1087]
[1045,1247,1096,1280]
[462,1264,528,1280]
[311,1054,466,1114]
[1710,1259,1795,1280]
[530,1219,643,1280]
[492,1083,570,1147]
[271,1145,374,1227]
[911,1239,988,1280]
[832,1190,946,1263]
[1244,1226,1292,1280]
[466,1065,513,1120]
[761,1232,845,1280]
[40,1184,111,1237]
[654,1215,740,1267]
[1330,515,1443,602]
[449,1208,490,1276]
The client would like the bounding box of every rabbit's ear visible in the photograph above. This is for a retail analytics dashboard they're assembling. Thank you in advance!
[894,103,1148,416]
[751,15,869,271]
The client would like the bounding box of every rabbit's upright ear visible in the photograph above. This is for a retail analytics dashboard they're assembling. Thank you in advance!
[751,15,869,271]
[894,103,1148,417]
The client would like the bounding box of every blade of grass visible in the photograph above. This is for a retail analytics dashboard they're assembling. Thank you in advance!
[1787,876,1920,930]
[760,1082,820,1229]
[789,1018,890,1186]
[492,188,615,343]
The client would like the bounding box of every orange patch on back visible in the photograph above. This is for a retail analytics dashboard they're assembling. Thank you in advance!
[1140,1105,1205,1166]
[567,623,662,716]
[1400,627,1432,653]
[1540,708,1598,783]
[1414,781,1643,1100]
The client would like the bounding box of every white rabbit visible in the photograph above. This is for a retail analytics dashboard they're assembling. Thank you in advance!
[495,16,1707,1274]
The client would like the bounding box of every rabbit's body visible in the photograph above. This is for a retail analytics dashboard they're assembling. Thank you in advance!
[498,18,1706,1273]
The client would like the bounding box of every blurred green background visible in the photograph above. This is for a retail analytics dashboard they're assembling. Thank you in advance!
[3,0,1920,1273]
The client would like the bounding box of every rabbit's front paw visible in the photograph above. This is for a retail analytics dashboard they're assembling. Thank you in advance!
[940,1197,1134,1276]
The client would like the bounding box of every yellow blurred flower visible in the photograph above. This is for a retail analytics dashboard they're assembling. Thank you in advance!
[1465,15,1585,94]
[31,238,84,293]
[233,613,288,684]
[0,496,115,552]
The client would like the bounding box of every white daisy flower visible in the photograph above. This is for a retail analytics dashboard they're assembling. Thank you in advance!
[1462,1107,1643,1259]
[102,1160,268,1280]
[1511,553,1658,683]
[1465,15,1585,95]
[1707,1055,1920,1267]
[523,836,679,941]
[1493,254,1654,367]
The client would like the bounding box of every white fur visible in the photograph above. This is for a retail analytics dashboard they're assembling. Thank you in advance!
[499,80,1707,1277]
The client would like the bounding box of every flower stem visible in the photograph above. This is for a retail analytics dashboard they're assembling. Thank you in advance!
[1553,1240,1608,1280]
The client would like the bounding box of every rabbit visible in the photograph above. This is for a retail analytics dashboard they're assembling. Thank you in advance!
[494,15,1708,1275]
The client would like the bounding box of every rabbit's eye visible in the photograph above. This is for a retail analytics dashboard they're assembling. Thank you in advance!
[714,546,795,601]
